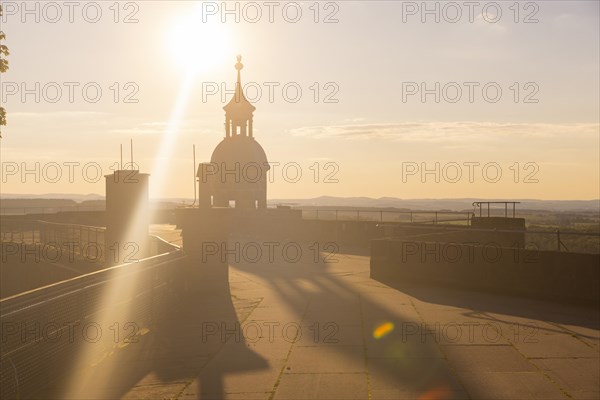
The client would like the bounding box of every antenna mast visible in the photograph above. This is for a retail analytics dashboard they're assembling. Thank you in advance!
[192,144,197,206]
[130,138,134,169]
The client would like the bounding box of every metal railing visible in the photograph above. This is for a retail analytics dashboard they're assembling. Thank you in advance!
[0,247,185,399]
[376,222,600,254]
[472,201,521,218]
[525,229,600,254]
[1,219,106,262]
[301,209,473,225]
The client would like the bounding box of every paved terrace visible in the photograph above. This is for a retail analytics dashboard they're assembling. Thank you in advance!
[43,234,599,400]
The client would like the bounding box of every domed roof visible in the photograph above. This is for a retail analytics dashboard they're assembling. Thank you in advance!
[211,135,269,167]
[223,87,256,115]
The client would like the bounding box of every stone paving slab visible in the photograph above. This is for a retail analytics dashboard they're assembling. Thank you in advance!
[532,357,600,400]
[273,373,369,400]
[285,345,366,374]
[454,372,568,399]
[511,332,598,359]
[441,344,537,372]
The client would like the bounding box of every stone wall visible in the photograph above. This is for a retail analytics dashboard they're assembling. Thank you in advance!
[371,238,600,304]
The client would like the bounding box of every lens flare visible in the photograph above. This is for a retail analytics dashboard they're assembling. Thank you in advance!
[418,385,453,400]
[373,322,394,339]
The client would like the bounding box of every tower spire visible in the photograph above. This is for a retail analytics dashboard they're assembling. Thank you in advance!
[224,55,256,138]
[235,54,243,90]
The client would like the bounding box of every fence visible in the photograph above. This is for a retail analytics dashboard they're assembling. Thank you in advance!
[300,209,473,225]
[525,229,600,254]
[375,222,600,255]
[0,247,184,399]
[1,219,106,262]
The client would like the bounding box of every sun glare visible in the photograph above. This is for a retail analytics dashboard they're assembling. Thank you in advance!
[166,10,233,73]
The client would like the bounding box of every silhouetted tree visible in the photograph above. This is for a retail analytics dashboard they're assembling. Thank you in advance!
[0,4,9,136]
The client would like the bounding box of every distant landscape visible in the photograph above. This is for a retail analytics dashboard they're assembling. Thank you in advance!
[1,194,599,212]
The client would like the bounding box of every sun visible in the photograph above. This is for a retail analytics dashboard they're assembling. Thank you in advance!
[166,8,233,73]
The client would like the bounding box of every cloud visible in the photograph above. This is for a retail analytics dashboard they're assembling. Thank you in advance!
[10,111,107,118]
[6,112,220,137]
[289,121,599,143]
[108,120,215,136]
[109,121,170,135]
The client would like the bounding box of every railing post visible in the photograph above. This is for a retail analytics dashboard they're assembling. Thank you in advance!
[557,230,561,252]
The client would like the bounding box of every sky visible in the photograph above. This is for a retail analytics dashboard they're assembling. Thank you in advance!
[0,0,598,200]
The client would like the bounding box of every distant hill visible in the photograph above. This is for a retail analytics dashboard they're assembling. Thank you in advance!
[269,197,600,212]
[0,198,77,208]
[0,194,195,204]
[0,193,104,201]
[0,195,188,213]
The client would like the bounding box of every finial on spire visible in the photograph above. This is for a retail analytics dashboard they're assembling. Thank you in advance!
[235,55,243,71]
